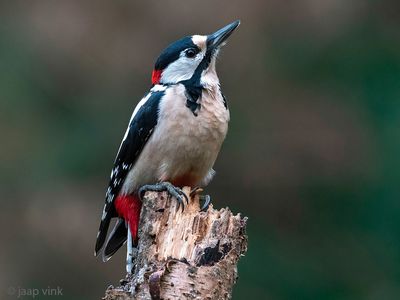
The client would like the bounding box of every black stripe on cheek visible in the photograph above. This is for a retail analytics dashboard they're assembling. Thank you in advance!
[180,49,214,116]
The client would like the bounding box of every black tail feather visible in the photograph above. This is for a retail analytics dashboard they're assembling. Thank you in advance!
[102,218,127,261]
[94,217,111,256]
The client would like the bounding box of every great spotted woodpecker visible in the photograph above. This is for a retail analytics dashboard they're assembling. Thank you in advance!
[94,20,240,273]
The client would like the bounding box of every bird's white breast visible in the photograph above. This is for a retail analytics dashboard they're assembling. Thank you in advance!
[121,84,229,194]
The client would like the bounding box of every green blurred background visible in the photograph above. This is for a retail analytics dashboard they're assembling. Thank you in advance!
[1,1,400,299]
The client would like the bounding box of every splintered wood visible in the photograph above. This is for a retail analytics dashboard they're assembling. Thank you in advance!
[104,187,248,300]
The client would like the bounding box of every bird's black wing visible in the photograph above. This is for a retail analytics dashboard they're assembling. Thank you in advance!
[95,89,165,255]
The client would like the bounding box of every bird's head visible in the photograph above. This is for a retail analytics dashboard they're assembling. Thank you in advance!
[151,20,240,87]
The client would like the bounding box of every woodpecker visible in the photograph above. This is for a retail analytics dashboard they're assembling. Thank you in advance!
[95,20,240,272]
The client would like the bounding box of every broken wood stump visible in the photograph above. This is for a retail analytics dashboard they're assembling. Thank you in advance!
[103,187,248,300]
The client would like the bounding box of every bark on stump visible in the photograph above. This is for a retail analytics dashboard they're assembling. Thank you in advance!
[103,187,248,300]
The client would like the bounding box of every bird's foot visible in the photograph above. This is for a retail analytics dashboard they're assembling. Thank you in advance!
[190,187,203,196]
[139,182,189,211]
[190,187,211,212]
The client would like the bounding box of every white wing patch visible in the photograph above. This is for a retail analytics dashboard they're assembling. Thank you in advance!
[118,92,153,153]
[151,84,168,92]
[101,203,107,220]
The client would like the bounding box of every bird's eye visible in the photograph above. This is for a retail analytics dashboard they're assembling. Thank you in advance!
[185,48,197,58]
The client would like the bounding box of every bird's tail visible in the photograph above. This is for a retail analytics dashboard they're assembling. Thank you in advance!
[102,218,127,261]
[94,202,113,257]
[95,194,142,260]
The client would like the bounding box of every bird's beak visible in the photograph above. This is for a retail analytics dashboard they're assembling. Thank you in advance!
[207,20,240,50]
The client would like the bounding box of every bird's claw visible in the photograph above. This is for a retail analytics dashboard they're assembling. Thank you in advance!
[139,182,189,211]
[190,187,211,211]
[199,194,211,211]
[190,187,203,197]
[165,184,189,211]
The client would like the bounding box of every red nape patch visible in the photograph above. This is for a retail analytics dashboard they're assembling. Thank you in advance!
[114,194,142,241]
[151,69,162,85]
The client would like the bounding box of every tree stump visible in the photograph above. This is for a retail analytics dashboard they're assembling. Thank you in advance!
[103,187,248,300]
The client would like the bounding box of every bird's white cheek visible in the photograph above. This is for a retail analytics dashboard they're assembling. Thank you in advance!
[161,57,200,83]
